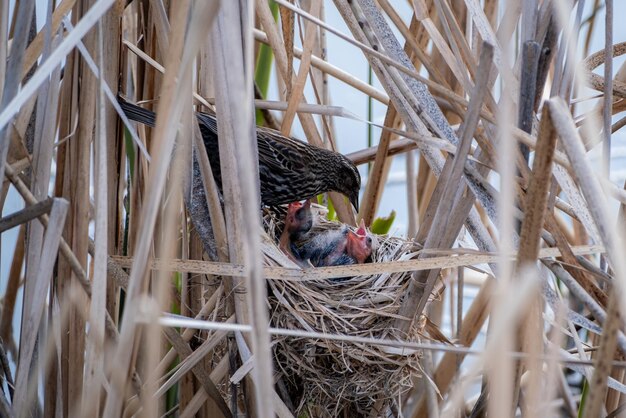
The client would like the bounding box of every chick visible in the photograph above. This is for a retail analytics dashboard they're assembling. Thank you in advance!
[345,219,374,263]
[281,205,374,268]
[322,220,374,266]
[298,226,351,267]
[279,200,314,265]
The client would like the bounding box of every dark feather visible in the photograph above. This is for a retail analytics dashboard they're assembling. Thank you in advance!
[118,96,361,209]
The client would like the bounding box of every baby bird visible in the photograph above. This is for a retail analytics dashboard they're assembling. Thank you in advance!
[297,226,350,267]
[345,219,374,263]
[328,220,374,266]
[279,200,314,265]
[280,200,345,267]
[280,203,375,268]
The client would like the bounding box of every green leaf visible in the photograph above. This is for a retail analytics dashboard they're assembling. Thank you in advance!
[323,195,338,221]
[370,210,396,235]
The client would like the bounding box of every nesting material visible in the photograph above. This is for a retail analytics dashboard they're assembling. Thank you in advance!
[263,206,433,416]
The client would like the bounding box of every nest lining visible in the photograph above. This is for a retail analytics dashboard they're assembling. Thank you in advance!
[264,207,432,416]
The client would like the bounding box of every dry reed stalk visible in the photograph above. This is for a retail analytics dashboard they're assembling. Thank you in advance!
[153,317,235,398]
[0,0,35,183]
[341,0,499,282]
[21,0,77,79]
[0,0,8,97]
[516,103,558,418]
[13,199,68,412]
[80,14,109,418]
[210,2,274,417]
[104,2,218,415]
[178,356,230,418]
[397,43,494,332]
[253,28,390,103]
[603,0,614,176]
[280,0,320,135]
[585,291,621,418]
[109,243,604,281]
[356,12,424,226]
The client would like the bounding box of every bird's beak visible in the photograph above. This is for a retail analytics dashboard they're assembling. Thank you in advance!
[350,193,359,213]
[357,219,367,236]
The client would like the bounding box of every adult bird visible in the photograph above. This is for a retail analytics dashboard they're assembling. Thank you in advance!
[118,97,361,211]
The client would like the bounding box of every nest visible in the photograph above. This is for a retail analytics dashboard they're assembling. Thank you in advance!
[263,206,432,417]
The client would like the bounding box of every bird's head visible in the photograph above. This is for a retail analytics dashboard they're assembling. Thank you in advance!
[332,155,361,213]
[347,219,373,263]
[285,200,313,235]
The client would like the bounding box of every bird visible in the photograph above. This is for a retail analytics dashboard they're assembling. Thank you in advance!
[298,226,351,267]
[345,219,374,264]
[279,200,314,265]
[279,200,374,268]
[278,199,347,267]
[118,97,361,211]
[308,219,373,266]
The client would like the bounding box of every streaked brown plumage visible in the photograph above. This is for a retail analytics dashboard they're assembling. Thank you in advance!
[118,97,361,211]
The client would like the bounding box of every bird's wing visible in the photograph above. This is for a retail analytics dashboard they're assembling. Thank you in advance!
[196,112,219,134]
[118,97,157,127]
[256,129,309,174]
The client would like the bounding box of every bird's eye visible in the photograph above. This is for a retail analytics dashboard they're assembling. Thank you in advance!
[366,237,372,245]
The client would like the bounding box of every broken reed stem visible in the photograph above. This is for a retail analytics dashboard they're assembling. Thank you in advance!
[109,243,604,281]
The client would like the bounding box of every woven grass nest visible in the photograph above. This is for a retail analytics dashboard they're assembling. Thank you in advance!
[263,205,435,417]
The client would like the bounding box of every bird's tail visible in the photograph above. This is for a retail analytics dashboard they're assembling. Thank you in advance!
[117,95,157,128]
